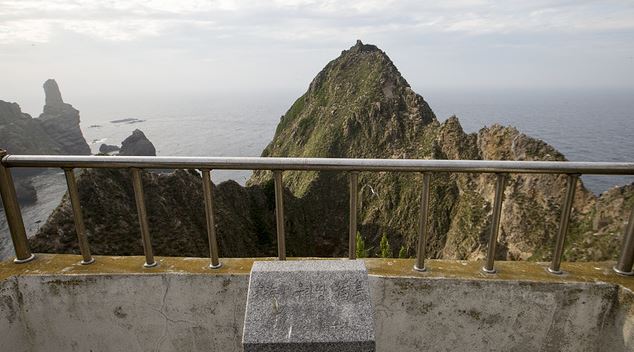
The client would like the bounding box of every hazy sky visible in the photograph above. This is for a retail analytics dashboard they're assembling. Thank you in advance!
[1,0,634,114]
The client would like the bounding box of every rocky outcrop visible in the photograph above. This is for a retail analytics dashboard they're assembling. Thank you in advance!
[0,80,89,155]
[32,41,633,261]
[248,40,632,261]
[119,129,156,156]
[0,80,90,205]
[30,169,278,257]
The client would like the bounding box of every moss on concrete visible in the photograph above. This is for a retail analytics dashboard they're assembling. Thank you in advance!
[2,254,633,292]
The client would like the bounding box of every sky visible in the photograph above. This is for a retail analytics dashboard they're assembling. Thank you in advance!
[1,0,634,115]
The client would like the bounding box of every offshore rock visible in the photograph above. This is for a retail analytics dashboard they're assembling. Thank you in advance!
[99,144,120,154]
[1,80,90,205]
[38,79,91,155]
[119,129,156,156]
[0,80,89,156]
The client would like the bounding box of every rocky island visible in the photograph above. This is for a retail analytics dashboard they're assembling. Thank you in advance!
[0,79,90,204]
[28,41,634,262]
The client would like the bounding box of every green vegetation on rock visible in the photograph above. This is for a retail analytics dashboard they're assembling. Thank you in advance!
[380,233,391,258]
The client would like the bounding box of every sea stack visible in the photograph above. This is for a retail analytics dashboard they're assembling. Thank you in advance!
[38,79,91,155]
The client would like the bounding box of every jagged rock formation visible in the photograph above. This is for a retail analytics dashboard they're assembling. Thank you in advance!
[0,79,90,204]
[37,79,90,155]
[119,129,156,156]
[248,40,632,261]
[31,41,633,262]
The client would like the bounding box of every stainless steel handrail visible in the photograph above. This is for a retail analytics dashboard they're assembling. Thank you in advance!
[3,155,634,174]
[1,151,633,276]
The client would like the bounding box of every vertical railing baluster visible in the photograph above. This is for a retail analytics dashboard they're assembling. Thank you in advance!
[201,169,222,269]
[414,172,432,272]
[548,174,579,274]
[0,150,35,263]
[63,168,94,264]
[131,168,157,268]
[482,173,507,274]
[273,170,286,260]
[349,171,359,259]
[614,206,634,276]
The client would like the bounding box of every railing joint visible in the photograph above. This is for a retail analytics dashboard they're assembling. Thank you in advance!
[481,266,497,274]
[13,254,36,264]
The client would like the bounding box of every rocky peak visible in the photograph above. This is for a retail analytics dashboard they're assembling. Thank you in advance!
[250,41,436,196]
[119,129,156,156]
[349,39,381,53]
[43,79,64,107]
[37,79,90,155]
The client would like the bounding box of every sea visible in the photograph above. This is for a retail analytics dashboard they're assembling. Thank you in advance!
[1,88,633,260]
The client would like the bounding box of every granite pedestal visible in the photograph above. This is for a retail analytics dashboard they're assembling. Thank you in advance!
[242,260,375,352]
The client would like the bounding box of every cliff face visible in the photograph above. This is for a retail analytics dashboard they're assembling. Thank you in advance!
[30,169,278,257]
[31,42,633,261]
[248,40,631,261]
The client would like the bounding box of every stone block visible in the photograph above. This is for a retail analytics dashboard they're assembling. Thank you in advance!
[242,260,375,352]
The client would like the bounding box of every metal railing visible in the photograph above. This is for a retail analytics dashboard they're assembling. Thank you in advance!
[1,150,634,276]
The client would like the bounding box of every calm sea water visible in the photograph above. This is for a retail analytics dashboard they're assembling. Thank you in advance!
[1,89,632,260]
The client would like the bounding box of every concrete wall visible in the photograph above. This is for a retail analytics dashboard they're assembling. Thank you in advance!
[370,277,630,352]
[2,272,633,352]
[1,274,250,352]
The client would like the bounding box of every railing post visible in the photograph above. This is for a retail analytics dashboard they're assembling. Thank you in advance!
[614,206,634,276]
[130,168,157,268]
[273,170,286,260]
[482,173,507,274]
[548,174,579,274]
[0,150,35,263]
[63,168,94,264]
[414,172,432,272]
[349,171,359,259]
[201,169,222,268]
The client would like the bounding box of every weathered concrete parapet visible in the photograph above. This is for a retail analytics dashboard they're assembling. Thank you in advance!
[1,255,633,352]
[242,260,375,352]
